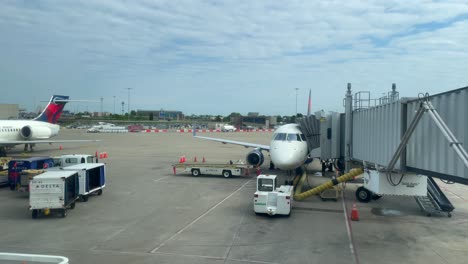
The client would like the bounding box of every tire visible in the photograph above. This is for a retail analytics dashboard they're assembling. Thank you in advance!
[70,202,76,209]
[222,170,232,178]
[60,209,67,218]
[191,169,200,177]
[32,209,38,219]
[81,195,89,202]
[356,186,372,203]
[9,184,15,191]
[97,189,103,196]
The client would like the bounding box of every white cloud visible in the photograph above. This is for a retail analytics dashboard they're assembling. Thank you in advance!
[0,0,467,114]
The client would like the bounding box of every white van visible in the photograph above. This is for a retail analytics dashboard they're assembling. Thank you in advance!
[53,154,97,168]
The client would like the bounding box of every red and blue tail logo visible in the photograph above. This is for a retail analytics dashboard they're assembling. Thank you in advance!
[34,95,69,124]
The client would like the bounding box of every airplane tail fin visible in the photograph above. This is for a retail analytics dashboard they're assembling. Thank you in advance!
[34,95,69,124]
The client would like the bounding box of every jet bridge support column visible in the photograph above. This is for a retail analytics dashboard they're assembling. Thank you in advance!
[344,83,353,173]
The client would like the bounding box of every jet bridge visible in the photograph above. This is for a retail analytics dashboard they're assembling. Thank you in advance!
[342,84,468,216]
[346,85,468,184]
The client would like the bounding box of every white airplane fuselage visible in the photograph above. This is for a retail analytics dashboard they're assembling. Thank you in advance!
[0,120,59,144]
[269,124,309,170]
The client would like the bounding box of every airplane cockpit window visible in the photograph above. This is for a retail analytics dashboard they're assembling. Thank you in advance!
[286,133,301,141]
[274,133,287,141]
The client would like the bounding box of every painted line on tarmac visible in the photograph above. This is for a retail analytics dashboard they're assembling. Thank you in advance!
[150,179,253,253]
[153,176,171,182]
[341,185,360,264]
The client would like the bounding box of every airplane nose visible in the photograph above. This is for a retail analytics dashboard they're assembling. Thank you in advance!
[271,150,299,170]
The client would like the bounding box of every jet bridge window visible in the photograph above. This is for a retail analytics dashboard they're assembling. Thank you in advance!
[274,133,287,141]
[286,133,301,141]
[258,178,274,192]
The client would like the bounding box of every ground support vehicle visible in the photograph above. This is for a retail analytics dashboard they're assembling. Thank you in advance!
[254,174,293,216]
[172,163,254,178]
[29,170,79,219]
[8,157,54,190]
[56,163,106,201]
[52,154,97,168]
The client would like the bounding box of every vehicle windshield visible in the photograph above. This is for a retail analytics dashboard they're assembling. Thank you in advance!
[258,179,274,192]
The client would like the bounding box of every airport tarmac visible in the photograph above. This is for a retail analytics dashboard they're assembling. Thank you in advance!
[1,129,468,264]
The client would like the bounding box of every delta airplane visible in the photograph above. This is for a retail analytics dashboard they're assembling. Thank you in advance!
[0,95,97,156]
[195,123,311,170]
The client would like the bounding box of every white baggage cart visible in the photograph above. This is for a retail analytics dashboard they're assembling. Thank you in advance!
[59,163,106,201]
[29,170,79,219]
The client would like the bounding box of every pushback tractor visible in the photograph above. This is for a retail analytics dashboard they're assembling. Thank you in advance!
[253,175,293,216]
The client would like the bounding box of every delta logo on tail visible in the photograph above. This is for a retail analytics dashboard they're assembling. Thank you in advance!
[34,95,69,124]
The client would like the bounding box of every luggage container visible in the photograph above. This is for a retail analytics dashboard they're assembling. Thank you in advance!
[8,157,54,191]
[59,163,106,201]
[29,170,79,219]
[18,169,45,192]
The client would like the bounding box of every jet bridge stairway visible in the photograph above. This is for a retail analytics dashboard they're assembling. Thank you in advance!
[415,176,454,217]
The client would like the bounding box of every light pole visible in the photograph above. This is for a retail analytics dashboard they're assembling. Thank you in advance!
[126,88,133,120]
[113,96,116,115]
[295,88,299,116]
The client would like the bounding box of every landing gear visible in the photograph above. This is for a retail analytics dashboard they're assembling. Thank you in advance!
[0,147,6,157]
[269,161,275,170]
[23,144,35,152]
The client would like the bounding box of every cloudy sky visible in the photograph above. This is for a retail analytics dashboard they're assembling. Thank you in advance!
[1,0,467,115]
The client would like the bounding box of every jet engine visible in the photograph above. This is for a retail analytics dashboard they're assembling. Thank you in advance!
[246,149,264,166]
[20,126,53,139]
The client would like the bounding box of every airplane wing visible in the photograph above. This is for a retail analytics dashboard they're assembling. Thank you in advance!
[194,136,270,151]
[0,139,99,146]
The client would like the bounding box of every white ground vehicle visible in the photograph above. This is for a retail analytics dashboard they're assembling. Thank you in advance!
[221,125,236,132]
[29,170,79,219]
[53,154,97,167]
[254,175,293,216]
[173,163,253,178]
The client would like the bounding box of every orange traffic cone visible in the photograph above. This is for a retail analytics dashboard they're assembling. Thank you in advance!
[193,156,197,162]
[104,152,108,158]
[95,151,99,157]
[173,166,176,175]
[202,156,206,163]
[351,203,359,221]
[59,145,63,150]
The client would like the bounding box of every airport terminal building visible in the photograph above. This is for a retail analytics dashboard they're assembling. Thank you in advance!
[136,109,184,121]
